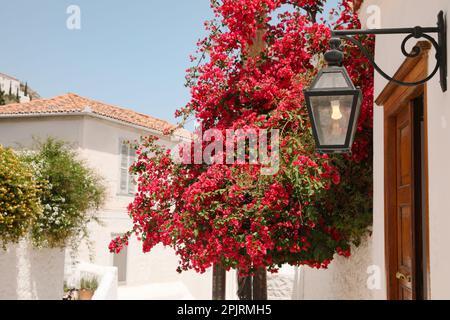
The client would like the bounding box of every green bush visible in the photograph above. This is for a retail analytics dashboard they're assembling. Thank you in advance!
[0,145,42,247]
[22,138,106,248]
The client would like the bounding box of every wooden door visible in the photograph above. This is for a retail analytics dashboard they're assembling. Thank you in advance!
[385,95,428,300]
[377,41,431,301]
[395,103,415,300]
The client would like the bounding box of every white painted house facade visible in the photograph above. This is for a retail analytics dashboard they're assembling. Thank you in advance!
[0,93,215,299]
[0,73,31,103]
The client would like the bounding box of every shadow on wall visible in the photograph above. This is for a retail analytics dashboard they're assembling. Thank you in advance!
[0,240,65,300]
[0,244,18,299]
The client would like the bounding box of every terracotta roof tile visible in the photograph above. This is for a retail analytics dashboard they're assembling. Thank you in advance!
[0,93,191,139]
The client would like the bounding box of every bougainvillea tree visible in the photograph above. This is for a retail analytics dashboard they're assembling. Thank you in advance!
[110,0,374,294]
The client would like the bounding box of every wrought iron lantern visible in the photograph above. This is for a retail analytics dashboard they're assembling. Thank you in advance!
[304,11,447,154]
[304,38,362,153]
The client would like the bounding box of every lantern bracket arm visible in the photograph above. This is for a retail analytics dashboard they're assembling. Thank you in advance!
[333,33,440,87]
[330,11,447,92]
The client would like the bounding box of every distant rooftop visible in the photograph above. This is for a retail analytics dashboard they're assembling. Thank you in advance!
[0,72,41,100]
[0,72,19,82]
[0,92,190,139]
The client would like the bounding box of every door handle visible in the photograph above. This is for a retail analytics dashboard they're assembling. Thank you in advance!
[396,272,412,283]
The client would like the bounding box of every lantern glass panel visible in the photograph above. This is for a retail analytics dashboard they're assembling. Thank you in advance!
[313,71,349,89]
[309,94,354,146]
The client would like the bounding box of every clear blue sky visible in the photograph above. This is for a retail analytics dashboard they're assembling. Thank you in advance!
[0,0,339,127]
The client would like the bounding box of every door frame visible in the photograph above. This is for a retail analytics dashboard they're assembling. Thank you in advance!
[111,232,128,285]
[375,41,431,300]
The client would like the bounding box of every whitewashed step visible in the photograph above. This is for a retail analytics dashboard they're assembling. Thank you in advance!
[117,282,194,300]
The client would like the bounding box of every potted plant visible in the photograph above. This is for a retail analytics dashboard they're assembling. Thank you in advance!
[78,275,99,300]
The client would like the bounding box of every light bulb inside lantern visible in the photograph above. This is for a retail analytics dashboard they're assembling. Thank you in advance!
[330,100,343,121]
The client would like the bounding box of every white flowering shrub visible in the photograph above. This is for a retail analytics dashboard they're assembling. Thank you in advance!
[22,138,106,248]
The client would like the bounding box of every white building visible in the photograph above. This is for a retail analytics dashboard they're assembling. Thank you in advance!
[0,72,31,103]
[0,93,215,299]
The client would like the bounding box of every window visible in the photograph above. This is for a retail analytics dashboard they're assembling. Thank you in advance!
[119,141,137,195]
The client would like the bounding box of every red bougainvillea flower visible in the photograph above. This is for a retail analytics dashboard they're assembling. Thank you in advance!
[109,0,373,275]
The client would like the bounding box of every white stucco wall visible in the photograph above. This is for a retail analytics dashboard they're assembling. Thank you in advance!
[267,265,298,300]
[298,237,374,300]
[0,240,65,300]
[0,116,84,149]
[0,114,212,300]
[359,0,450,299]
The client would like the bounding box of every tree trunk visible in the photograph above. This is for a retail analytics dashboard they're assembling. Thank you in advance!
[237,268,268,300]
[252,267,268,300]
[212,264,226,300]
[237,273,253,300]
[236,13,269,302]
